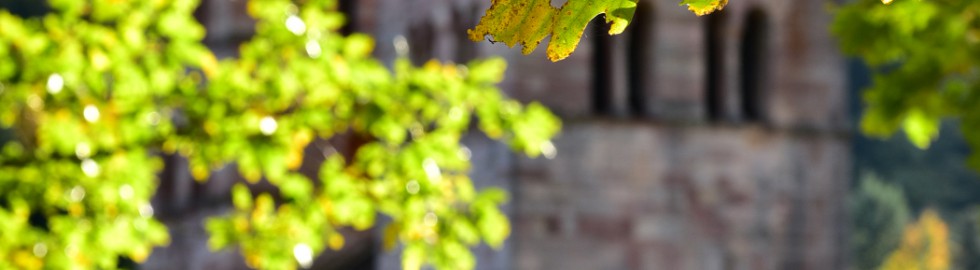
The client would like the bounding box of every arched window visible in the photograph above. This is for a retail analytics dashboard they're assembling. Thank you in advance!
[592,17,614,115]
[739,9,769,122]
[593,3,654,117]
[407,19,435,65]
[452,4,481,62]
[339,0,358,35]
[627,1,654,116]
[704,11,727,121]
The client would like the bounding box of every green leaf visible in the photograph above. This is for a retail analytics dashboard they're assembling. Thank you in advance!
[466,58,507,84]
[279,174,313,201]
[232,183,253,210]
[403,242,425,270]
[442,241,475,270]
[205,219,233,250]
[453,219,480,245]
[477,207,509,248]
[902,109,939,149]
[475,187,509,205]
[343,33,374,59]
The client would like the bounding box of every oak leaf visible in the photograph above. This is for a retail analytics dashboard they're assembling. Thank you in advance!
[469,0,729,61]
[468,0,638,61]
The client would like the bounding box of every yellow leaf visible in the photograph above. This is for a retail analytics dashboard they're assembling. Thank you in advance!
[130,246,150,263]
[200,51,219,78]
[190,162,210,181]
[88,48,110,71]
[13,250,42,270]
[680,0,729,16]
[286,130,312,169]
[328,233,345,250]
[382,223,400,251]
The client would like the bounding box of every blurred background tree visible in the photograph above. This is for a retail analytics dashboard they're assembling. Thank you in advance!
[879,209,951,270]
[851,174,911,270]
[833,0,980,154]
[0,0,559,269]
[835,0,980,269]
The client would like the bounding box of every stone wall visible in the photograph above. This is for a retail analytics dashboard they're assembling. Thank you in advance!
[512,123,849,270]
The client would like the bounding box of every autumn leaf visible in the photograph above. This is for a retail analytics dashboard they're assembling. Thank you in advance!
[468,0,638,61]
[879,209,951,270]
[469,0,729,61]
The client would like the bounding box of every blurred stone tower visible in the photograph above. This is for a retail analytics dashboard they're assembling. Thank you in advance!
[165,0,851,269]
[356,0,851,269]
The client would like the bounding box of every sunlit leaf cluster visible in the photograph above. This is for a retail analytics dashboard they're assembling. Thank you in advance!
[0,0,560,269]
[468,0,728,61]
[832,0,980,156]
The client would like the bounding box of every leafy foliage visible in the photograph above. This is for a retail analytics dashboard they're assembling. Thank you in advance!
[832,0,980,156]
[0,0,560,269]
[848,88,980,268]
[469,0,728,61]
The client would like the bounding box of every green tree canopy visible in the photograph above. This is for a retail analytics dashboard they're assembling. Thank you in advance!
[851,174,912,270]
[833,0,980,160]
[0,0,559,269]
